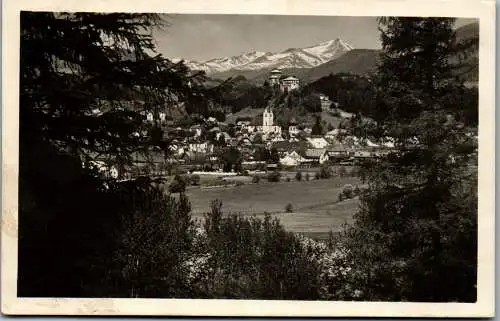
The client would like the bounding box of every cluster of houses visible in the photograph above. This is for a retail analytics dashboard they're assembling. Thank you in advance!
[89,77,396,179]
[163,106,396,172]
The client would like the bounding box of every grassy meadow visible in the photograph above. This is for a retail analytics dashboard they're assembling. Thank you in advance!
[187,177,362,240]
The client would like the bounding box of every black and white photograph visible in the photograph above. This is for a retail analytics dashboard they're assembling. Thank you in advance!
[1,0,495,317]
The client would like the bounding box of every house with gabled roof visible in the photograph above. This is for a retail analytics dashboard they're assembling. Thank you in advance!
[305,148,326,162]
[307,137,330,149]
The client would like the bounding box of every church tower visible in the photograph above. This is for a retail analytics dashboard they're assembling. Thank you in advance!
[263,107,273,127]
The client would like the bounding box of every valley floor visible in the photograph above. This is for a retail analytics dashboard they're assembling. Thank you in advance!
[187,177,361,240]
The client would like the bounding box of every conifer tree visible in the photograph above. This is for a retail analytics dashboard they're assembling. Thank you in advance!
[344,18,478,302]
[18,12,215,297]
[311,115,324,135]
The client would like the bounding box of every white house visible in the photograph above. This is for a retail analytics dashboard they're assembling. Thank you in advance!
[304,148,327,163]
[188,142,214,154]
[279,155,299,167]
[307,137,330,149]
[287,151,308,163]
[88,160,119,179]
[319,94,332,111]
[280,76,300,92]
[289,125,299,136]
[354,151,372,158]
[288,118,299,136]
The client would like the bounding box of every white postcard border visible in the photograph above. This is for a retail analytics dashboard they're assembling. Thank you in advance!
[1,0,495,317]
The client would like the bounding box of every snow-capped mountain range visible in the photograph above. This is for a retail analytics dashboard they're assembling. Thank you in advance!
[173,38,354,74]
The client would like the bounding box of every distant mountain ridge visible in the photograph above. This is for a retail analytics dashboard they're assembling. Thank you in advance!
[179,22,478,85]
[174,38,354,74]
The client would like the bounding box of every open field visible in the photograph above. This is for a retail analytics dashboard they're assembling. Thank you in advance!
[187,177,362,240]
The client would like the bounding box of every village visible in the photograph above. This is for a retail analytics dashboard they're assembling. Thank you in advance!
[95,69,396,186]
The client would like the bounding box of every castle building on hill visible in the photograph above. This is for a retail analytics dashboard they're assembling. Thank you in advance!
[269,69,282,86]
[267,69,300,92]
[280,76,300,92]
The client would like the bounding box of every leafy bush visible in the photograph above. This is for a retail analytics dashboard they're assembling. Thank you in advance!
[342,184,354,199]
[252,175,260,183]
[194,201,340,300]
[169,175,187,193]
[285,203,293,213]
[112,187,196,297]
[295,171,302,181]
[267,171,281,182]
[319,165,332,179]
[190,174,201,186]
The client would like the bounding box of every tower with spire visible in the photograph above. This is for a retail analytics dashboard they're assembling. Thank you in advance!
[263,106,273,128]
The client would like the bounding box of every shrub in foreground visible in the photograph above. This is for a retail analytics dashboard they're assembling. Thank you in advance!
[183,201,356,300]
[267,171,281,182]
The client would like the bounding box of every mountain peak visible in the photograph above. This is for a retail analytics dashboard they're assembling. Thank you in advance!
[181,38,354,74]
[313,38,354,50]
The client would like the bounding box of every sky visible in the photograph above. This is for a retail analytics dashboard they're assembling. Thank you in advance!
[153,15,477,62]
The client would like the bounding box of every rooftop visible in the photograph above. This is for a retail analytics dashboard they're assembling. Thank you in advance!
[305,148,326,158]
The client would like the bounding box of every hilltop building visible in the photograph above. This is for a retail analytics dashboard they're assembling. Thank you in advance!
[267,69,300,92]
[269,69,282,86]
[281,76,300,92]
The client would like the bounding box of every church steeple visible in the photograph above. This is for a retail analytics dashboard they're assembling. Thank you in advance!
[263,106,273,127]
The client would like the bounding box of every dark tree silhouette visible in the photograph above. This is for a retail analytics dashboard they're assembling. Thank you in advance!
[18,12,213,297]
[343,17,478,302]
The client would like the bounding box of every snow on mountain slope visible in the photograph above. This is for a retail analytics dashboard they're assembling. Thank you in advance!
[302,38,354,61]
[179,38,354,74]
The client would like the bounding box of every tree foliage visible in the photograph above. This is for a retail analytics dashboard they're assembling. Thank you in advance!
[18,12,216,297]
[343,17,478,302]
[311,115,324,135]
